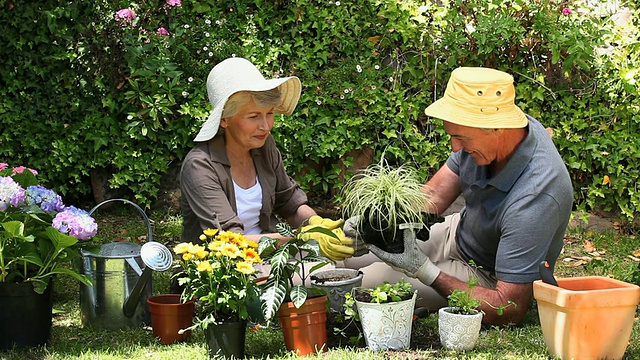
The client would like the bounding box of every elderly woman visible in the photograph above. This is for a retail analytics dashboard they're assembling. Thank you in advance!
[179,57,353,261]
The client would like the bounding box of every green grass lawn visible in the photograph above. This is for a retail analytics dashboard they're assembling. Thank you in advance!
[1,209,638,359]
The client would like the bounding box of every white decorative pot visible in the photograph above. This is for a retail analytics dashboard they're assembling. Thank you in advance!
[355,290,417,351]
[438,307,483,351]
[310,269,363,313]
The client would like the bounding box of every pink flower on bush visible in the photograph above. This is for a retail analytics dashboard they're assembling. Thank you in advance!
[562,8,572,16]
[11,166,38,176]
[0,163,7,171]
[166,0,182,7]
[156,27,170,36]
[115,8,137,25]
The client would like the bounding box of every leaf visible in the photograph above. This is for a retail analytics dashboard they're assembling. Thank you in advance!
[260,276,287,323]
[582,240,595,253]
[289,285,308,308]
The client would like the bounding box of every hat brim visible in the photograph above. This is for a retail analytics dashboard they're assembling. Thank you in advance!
[194,76,301,142]
[424,97,527,129]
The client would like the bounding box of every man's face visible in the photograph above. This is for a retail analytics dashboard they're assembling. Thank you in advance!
[442,121,500,167]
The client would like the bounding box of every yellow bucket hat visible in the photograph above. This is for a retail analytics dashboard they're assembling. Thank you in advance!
[424,67,527,128]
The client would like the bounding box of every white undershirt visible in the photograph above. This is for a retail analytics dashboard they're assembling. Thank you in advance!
[233,177,262,235]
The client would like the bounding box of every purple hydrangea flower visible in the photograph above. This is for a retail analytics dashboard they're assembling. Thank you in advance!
[52,206,98,240]
[156,27,170,36]
[115,8,137,25]
[24,185,65,212]
[0,176,26,211]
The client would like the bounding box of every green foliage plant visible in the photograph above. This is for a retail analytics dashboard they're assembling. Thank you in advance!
[257,223,335,323]
[1,0,640,226]
[446,274,516,316]
[340,279,415,336]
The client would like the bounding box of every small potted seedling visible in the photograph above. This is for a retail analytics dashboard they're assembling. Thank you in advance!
[438,275,516,351]
[344,279,417,351]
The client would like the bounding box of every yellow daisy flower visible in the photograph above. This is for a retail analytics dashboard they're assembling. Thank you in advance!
[197,260,213,272]
[235,261,255,275]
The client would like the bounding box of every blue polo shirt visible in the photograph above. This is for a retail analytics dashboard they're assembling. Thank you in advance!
[447,115,573,283]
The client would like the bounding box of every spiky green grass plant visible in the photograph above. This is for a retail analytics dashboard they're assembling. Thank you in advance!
[340,161,432,241]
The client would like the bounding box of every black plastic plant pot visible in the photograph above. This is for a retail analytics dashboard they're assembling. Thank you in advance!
[360,216,404,254]
[358,212,446,254]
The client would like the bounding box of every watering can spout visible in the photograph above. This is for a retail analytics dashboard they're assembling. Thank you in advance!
[123,242,173,318]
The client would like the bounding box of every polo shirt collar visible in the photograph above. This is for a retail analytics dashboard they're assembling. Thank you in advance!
[487,115,536,192]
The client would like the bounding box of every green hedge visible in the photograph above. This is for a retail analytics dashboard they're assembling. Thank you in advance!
[1,0,639,221]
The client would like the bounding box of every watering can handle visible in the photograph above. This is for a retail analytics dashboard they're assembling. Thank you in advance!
[89,199,154,243]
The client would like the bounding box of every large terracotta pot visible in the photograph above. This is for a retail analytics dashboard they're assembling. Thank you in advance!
[0,281,53,350]
[147,294,195,345]
[534,276,640,360]
[277,295,328,355]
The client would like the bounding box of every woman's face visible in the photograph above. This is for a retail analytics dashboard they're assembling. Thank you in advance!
[221,98,275,151]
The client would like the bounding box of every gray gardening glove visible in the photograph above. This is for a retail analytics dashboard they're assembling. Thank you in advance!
[343,216,369,257]
[366,224,441,286]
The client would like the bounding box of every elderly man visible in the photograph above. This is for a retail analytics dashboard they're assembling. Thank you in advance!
[344,67,573,326]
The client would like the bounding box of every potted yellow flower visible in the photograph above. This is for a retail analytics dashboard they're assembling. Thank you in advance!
[0,163,98,350]
[172,229,262,359]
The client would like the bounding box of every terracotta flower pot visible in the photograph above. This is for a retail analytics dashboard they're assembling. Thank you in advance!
[277,295,328,356]
[533,276,640,360]
[147,294,195,345]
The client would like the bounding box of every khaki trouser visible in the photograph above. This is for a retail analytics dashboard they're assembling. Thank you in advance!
[339,213,497,309]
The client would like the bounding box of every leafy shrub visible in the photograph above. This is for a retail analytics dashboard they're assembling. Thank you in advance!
[0,0,639,223]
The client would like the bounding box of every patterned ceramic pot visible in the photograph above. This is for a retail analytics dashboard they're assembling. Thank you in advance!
[438,307,483,351]
[355,290,417,351]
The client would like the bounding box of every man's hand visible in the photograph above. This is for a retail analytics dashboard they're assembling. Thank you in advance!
[366,226,441,286]
[300,216,355,261]
[343,216,369,257]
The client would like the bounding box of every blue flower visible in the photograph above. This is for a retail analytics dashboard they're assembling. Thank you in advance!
[25,185,65,212]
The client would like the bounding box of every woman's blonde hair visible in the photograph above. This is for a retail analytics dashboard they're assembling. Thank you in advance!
[222,88,281,119]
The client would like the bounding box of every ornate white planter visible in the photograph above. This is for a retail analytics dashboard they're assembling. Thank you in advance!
[310,269,363,313]
[438,307,483,351]
[355,290,417,351]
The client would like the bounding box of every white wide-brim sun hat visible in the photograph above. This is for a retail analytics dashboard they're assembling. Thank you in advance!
[194,57,302,142]
[424,67,527,129]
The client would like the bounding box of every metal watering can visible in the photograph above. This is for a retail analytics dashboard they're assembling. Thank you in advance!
[79,199,173,330]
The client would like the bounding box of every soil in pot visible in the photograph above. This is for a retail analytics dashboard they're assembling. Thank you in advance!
[353,288,414,303]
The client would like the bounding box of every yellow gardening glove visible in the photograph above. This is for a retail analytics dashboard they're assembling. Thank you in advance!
[300,216,355,261]
[306,215,344,230]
